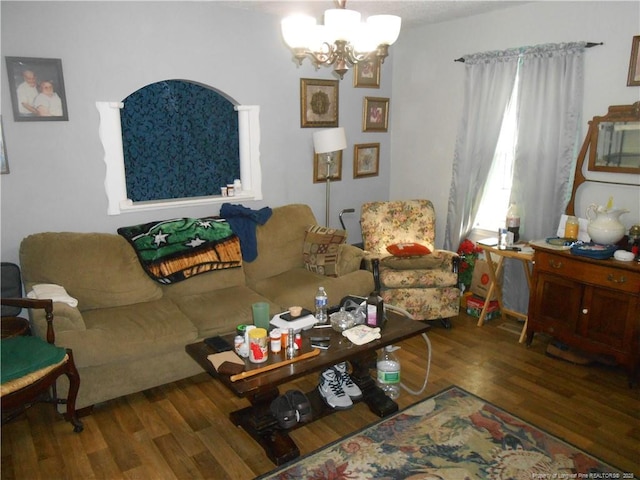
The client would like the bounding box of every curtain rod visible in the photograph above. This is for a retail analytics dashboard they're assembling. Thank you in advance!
[454,42,603,63]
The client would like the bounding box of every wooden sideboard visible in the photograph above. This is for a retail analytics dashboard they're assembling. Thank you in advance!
[526,244,640,385]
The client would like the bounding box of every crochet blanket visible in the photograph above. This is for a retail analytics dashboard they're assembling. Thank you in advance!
[118,217,241,284]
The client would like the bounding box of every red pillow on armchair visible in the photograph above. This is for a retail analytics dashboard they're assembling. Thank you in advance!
[386,242,431,257]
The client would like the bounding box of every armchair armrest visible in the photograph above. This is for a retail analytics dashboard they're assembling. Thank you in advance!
[1,297,55,343]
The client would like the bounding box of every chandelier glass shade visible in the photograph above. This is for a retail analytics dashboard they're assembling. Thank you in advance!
[281,5,401,79]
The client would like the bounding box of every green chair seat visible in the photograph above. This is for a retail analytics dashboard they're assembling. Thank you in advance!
[1,336,66,384]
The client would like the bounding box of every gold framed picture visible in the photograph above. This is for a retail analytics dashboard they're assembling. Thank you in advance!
[353,57,380,88]
[301,78,339,128]
[627,35,640,87]
[353,143,379,178]
[362,97,389,132]
[314,150,343,183]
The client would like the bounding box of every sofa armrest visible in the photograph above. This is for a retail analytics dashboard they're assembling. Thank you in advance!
[29,302,87,340]
[336,244,366,276]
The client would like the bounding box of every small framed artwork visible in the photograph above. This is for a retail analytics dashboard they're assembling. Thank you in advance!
[353,143,380,178]
[1,116,8,174]
[363,97,389,132]
[627,35,640,87]
[314,151,343,183]
[5,57,69,121]
[353,57,380,88]
[301,78,339,128]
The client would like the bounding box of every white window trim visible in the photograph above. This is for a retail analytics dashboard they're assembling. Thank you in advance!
[96,101,262,215]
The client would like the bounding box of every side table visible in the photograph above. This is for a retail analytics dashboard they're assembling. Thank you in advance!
[477,244,534,343]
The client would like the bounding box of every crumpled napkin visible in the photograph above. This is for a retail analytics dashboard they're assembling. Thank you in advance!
[342,325,381,345]
[27,283,78,307]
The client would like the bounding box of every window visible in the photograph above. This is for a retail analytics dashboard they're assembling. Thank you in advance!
[97,81,261,215]
[473,68,520,232]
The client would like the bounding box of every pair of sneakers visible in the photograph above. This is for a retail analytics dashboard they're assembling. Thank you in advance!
[318,362,363,410]
[270,390,312,429]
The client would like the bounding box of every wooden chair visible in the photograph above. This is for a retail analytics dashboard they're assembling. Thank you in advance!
[1,297,83,432]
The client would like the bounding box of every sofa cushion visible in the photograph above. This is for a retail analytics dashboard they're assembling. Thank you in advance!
[251,267,375,312]
[54,297,197,368]
[172,286,279,338]
[20,233,162,311]
[243,204,318,284]
[302,225,347,277]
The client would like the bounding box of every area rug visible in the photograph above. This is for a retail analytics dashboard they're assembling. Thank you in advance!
[259,386,621,479]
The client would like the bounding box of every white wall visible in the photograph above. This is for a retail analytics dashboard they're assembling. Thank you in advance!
[0,1,394,264]
[391,1,640,247]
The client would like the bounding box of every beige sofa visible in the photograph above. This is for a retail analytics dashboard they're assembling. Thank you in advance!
[19,204,374,410]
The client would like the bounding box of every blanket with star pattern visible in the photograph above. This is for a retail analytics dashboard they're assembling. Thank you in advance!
[117,217,241,284]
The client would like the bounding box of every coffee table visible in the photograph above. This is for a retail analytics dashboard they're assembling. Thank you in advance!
[185,310,430,465]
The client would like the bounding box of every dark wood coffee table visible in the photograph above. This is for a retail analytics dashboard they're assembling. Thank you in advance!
[185,311,430,465]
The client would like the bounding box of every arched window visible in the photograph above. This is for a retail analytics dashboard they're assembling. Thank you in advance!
[97,80,261,215]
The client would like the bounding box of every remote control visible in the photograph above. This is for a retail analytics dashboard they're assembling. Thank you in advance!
[204,336,233,352]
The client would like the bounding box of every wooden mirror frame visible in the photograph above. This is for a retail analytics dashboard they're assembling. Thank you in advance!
[566,102,640,216]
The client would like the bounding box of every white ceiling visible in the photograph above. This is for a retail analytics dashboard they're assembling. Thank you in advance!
[215,0,527,27]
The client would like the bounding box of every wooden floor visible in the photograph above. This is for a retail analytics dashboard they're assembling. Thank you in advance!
[2,313,639,479]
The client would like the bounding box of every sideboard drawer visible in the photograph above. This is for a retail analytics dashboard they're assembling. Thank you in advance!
[535,251,640,295]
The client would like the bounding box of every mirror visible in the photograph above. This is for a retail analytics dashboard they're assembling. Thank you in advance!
[565,102,640,216]
[588,102,640,174]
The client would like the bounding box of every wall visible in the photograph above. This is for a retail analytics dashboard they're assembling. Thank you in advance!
[0,1,394,264]
[391,1,640,247]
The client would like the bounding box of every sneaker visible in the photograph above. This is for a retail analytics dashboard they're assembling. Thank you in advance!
[285,390,313,423]
[318,368,353,410]
[333,362,363,401]
[270,395,298,429]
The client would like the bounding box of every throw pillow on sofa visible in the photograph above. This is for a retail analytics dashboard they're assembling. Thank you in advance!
[302,225,347,277]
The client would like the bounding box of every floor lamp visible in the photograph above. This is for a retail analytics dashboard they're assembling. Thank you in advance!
[313,127,347,227]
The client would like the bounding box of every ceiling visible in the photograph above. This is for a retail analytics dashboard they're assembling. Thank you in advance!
[215,1,527,27]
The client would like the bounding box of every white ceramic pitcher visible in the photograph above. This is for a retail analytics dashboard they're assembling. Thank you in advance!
[586,204,629,245]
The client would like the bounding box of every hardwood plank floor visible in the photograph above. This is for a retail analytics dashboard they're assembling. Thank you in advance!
[2,313,639,479]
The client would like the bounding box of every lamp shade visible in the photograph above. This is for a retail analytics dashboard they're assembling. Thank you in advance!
[313,127,347,154]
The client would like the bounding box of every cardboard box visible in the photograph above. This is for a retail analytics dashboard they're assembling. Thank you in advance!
[470,259,499,300]
[466,295,500,320]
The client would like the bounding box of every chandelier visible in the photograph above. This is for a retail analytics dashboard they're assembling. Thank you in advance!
[281,0,401,79]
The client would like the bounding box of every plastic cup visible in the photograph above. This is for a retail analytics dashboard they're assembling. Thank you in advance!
[252,302,271,330]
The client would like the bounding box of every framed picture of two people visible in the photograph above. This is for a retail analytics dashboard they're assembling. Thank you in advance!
[6,56,68,121]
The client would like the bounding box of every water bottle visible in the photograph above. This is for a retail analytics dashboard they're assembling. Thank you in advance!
[377,346,401,399]
[315,286,328,324]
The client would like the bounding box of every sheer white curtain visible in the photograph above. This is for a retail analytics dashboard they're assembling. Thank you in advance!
[445,42,586,313]
[504,42,585,312]
[444,52,518,251]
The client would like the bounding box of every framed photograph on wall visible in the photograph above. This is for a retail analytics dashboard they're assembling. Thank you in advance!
[5,57,69,121]
[301,78,339,127]
[362,97,389,132]
[353,57,380,88]
[314,150,342,183]
[627,35,640,86]
[353,143,380,178]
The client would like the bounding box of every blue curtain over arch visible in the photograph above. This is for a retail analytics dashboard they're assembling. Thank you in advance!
[121,80,240,202]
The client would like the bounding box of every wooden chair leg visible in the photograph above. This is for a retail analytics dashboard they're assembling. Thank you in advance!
[62,350,83,433]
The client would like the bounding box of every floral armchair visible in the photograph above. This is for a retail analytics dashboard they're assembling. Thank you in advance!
[360,200,460,328]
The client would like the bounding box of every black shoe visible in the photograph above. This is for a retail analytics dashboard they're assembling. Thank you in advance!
[285,390,313,423]
[270,395,298,429]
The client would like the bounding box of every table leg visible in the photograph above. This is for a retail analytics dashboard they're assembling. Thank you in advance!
[228,387,300,465]
[477,255,504,327]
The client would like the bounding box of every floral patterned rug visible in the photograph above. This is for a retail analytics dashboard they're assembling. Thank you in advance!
[259,386,621,479]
